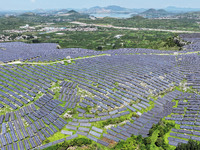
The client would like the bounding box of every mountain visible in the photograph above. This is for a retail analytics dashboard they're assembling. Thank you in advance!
[138,8,175,18]
[32,9,46,13]
[86,6,110,14]
[67,10,78,14]
[55,10,90,20]
[50,9,69,15]
[81,5,136,14]
[105,5,127,12]
[141,9,167,14]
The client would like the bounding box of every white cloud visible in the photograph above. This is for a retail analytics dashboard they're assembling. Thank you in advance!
[31,0,36,3]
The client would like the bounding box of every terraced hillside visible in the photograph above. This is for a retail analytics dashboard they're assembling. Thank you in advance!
[0,34,200,149]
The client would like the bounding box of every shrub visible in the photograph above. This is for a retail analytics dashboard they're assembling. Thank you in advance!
[44,139,50,144]
[44,138,92,150]
[71,138,92,146]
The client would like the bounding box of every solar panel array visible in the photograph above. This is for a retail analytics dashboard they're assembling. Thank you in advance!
[0,34,200,149]
[0,42,105,63]
[0,52,184,149]
[0,33,200,63]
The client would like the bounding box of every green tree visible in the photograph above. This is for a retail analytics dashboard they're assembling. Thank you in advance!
[176,140,200,150]
[158,128,165,137]
[143,137,152,145]
[155,137,164,147]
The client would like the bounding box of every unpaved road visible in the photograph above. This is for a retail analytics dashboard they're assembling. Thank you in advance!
[71,21,200,33]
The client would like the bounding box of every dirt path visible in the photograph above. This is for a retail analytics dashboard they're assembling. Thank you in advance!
[1,49,200,66]
[0,54,110,66]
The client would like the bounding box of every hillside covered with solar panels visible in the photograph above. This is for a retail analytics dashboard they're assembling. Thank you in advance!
[1,33,200,150]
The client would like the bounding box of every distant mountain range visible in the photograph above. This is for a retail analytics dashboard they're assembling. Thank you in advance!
[1,5,200,18]
[136,7,200,19]
[140,9,168,14]
[79,5,146,14]
[78,5,200,14]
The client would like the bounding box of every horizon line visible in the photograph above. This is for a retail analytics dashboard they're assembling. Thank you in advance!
[1,5,200,12]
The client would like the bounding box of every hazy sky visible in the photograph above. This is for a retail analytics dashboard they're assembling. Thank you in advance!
[1,0,200,10]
